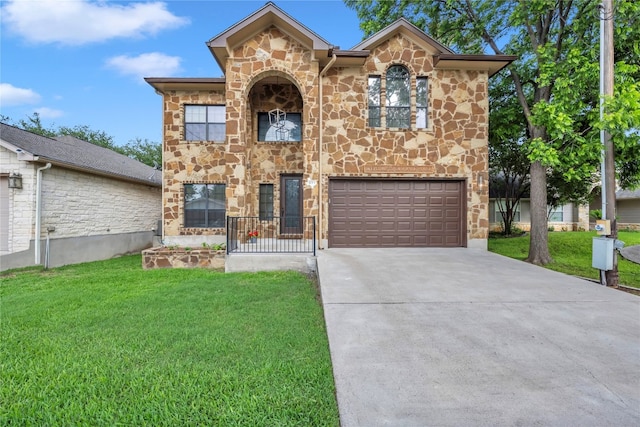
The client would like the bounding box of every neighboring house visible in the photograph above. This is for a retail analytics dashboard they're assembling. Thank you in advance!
[0,123,162,271]
[488,198,588,232]
[489,188,640,233]
[589,188,640,231]
[145,2,515,249]
[616,189,640,230]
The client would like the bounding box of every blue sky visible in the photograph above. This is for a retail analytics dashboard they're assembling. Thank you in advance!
[0,0,364,146]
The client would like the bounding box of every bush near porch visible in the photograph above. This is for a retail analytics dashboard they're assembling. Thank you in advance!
[488,231,640,288]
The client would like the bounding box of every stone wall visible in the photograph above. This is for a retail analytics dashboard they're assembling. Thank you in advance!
[160,27,491,246]
[142,246,225,269]
[40,166,160,238]
[161,89,228,244]
[320,33,489,242]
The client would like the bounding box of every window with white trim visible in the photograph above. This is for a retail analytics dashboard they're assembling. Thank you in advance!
[548,206,564,222]
[416,77,428,128]
[368,75,381,127]
[495,201,521,222]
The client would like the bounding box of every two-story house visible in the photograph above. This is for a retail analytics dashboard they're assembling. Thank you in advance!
[145,2,515,251]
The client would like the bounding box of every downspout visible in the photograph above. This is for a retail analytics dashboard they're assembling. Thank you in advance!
[35,163,52,264]
[318,52,337,250]
[155,89,166,245]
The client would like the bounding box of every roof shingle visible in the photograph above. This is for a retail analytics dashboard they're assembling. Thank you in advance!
[0,122,161,186]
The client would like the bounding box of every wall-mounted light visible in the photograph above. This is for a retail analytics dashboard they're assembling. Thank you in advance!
[477,174,485,189]
[8,172,23,189]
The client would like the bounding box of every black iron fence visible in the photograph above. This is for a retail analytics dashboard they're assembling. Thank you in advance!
[226,216,316,255]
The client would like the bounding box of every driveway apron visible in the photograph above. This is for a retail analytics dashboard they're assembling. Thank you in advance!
[317,248,640,427]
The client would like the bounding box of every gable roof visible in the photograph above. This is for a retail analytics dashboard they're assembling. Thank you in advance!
[207,1,334,72]
[352,17,455,54]
[0,122,161,187]
[148,2,516,91]
[352,18,515,77]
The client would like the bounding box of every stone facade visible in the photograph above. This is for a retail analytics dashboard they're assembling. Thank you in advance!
[142,247,225,270]
[321,36,489,242]
[149,4,515,249]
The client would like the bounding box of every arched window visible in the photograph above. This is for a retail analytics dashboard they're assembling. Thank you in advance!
[385,65,410,128]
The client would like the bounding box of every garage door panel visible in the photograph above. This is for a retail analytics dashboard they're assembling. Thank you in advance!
[413,221,427,231]
[412,195,428,205]
[380,195,396,204]
[396,208,411,218]
[444,182,460,191]
[397,221,412,231]
[396,195,412,205]
[329,180,464,248]
[429,209,444,219]
[413,235,428,245]
[429,196,444,206]
[397,236,412,245]
[446,196,461,206]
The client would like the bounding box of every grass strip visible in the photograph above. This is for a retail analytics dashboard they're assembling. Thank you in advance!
[488,230,640,288]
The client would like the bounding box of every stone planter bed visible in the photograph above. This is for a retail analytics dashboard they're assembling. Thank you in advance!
[142,246,225,270]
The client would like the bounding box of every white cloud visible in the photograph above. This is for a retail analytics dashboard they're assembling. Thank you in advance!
[106,52,182,80]
[34,107,64,119]
[1,0,188,45]
[0,83,41,106]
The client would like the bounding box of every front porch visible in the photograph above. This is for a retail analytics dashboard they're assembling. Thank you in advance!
[226,216,316,255]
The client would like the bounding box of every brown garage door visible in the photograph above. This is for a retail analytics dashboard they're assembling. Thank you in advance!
[329,180,465,248]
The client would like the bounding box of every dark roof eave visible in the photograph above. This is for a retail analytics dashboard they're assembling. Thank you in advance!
[32,156,161,187]
[433,54,518,77]
[145,77,226,92]
[331,49,370,66]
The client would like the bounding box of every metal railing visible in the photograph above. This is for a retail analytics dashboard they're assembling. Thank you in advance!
[227,216,316,255]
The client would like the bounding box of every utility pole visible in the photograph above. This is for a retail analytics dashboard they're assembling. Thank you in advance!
[600,0,618,287]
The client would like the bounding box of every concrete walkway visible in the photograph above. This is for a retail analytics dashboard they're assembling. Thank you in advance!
[317,248,640,426]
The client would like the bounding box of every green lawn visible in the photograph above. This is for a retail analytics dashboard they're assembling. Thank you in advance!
[488,231,640,288]
[0,255,339,426]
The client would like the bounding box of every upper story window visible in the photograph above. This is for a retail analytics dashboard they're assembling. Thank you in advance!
[368,66,429,130]
[184,105,225,142]
[386,65,410,128]
[257,112,302,142]
[368,76,381,127]
[416,77,428,128]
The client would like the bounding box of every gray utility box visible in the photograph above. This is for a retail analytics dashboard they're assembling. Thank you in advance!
[592,237,614,271]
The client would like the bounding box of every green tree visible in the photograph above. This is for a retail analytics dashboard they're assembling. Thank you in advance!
[488,72,530,236]
[57,124,120,152]
[14,112,57,137]
[122,138,162,168]
[345,0,640,265]
[3,113,162,168]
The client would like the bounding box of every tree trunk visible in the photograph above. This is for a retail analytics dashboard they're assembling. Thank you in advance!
[526,160,553,265]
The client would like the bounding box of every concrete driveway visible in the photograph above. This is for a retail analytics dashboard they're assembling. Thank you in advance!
[317,248,640,427]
